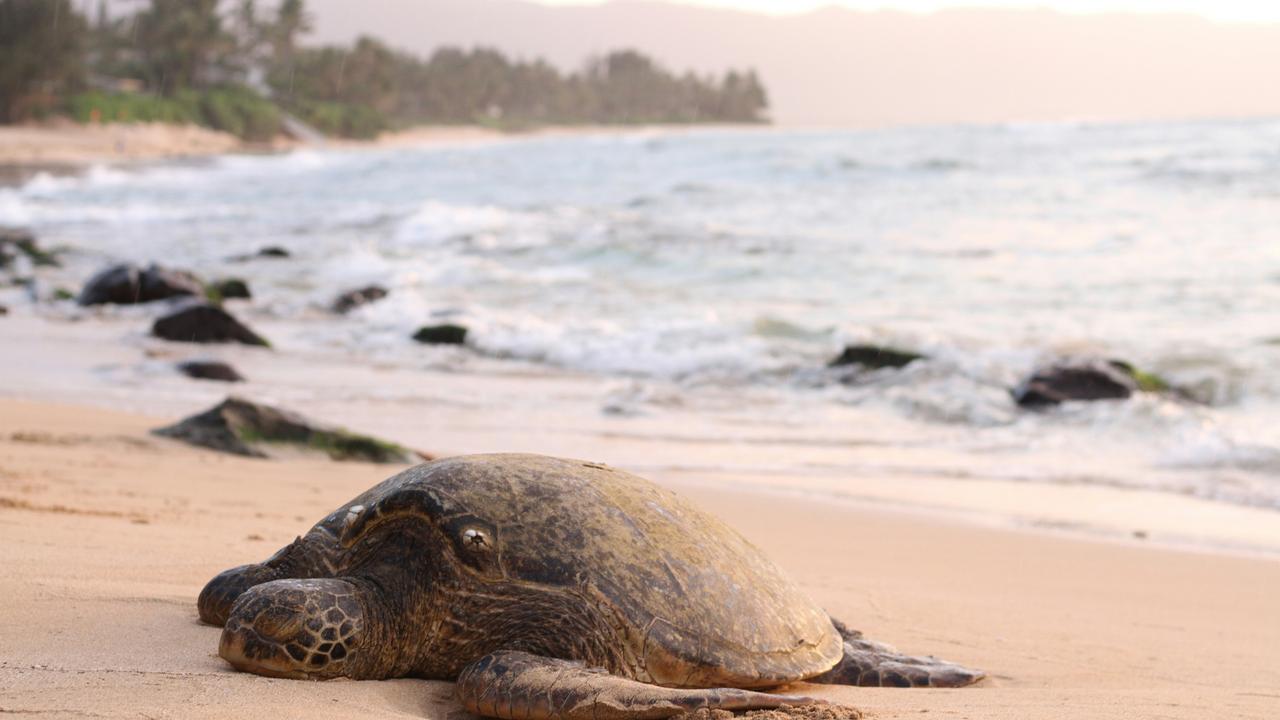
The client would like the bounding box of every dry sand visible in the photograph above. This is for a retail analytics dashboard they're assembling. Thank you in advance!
[0,122,249,167]
[1,397,1277,719]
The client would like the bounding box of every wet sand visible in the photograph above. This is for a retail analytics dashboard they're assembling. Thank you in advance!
[1,397,1277,719]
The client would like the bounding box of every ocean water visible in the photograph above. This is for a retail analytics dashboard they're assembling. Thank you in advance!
[3,120,1279,510]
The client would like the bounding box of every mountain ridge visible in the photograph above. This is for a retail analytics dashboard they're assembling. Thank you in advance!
[305,0,1280,125]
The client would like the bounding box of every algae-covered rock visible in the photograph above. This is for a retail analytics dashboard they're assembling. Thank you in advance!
[0,227,59,268]
[829,344,924,370]
[1014,360,1135,407]
[208,278,252,302]
[1013,358,1185,408]
[152,397,422,463]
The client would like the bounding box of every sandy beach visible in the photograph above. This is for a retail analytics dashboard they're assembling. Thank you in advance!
[0,121,754,175]
[0,396,1277,719]
[3,120,1279,720]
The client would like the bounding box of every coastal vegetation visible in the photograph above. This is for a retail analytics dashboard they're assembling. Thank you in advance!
[0,0,769,140]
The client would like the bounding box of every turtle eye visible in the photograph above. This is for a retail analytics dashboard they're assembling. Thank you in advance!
[461,527,491,551]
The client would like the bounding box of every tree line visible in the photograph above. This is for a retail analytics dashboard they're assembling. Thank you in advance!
[0,0,769,139]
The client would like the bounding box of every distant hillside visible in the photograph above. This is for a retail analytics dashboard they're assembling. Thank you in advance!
[305,0,1280,126]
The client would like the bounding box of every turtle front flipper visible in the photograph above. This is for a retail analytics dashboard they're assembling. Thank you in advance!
[198,530,343,626]
[809,619,984,688]
[456,651,827,720]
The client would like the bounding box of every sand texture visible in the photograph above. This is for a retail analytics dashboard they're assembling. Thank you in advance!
[1,398,1278,719]
[0,122,249,166]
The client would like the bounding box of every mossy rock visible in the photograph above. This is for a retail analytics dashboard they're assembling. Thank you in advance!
[1014,358,1190,408]
[0,228,60,268]
[413,323,468,345]
[828,344,924,370]
[153,397,422,464]
[206,278,251,304]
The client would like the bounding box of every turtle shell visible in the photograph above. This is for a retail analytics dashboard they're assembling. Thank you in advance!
[335,453,842,687]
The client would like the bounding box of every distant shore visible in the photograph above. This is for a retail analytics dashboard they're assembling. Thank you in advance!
[0,120,767,176]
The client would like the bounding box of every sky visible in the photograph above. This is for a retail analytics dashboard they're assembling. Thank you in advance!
[535,0,1280,23]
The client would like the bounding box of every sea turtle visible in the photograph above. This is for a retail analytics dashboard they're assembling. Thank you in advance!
[201,454,982,719]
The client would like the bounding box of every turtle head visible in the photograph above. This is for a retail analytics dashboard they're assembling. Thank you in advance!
[218,578,383,680]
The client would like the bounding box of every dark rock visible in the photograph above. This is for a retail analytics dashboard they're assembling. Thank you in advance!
[412,323,468,345]
[152,303,270,346]
[1013,359,1137,407]
[209,278,251,301]
[0,305,7,316]
[152,396,421,463]
[829,344,925,370]
[333,285,388,314]
[78,263,204,305]
[177,360,245,383]
[0,227,58,268]
[229,246,292,262]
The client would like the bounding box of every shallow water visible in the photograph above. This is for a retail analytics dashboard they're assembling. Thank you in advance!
[3,120,1279,509]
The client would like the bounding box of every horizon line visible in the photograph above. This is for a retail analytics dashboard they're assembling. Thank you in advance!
[529,0,1280,26]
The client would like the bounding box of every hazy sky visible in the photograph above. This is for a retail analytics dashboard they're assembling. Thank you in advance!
[536,0,1280,23]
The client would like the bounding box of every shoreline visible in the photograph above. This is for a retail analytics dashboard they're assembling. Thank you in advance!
[0,397,1277,719]
[0,120,770,177]
[0,313,1277,560]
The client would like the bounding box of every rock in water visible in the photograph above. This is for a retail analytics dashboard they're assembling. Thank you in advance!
[78,263,204,305]
[332,285,388,314]
[829,344,924,369]
[412,323,468,345]
[210,278,251,301]
[177,360,245,383]
[0,305,8,316]
[257,246,290,258]
[0,227,58,268]
[152,397,420,463]
[152,304,270,346]
[1013,359,1137,407]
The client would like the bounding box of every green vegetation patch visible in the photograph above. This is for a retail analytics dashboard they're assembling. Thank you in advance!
[307,430,414,464]
[67,87,280,141]
[1129,369,1172,393]
[291,100,387,140]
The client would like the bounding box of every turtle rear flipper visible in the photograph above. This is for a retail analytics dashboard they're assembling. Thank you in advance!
[809,620,984,688]
[456,651,833,720]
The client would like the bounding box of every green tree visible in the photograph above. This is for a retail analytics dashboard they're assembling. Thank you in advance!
[134,0,234,95]
[269,0,312,63]
[0,0,88,123]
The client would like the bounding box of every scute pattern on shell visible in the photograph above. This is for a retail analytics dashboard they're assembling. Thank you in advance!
[339,454,843,687]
